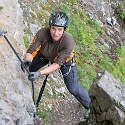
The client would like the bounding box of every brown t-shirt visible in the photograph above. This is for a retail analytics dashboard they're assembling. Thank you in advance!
[27,27,75,66]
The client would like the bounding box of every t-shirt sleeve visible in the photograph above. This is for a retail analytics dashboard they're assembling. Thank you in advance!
[54,36,75,66]
[27,29,44,55]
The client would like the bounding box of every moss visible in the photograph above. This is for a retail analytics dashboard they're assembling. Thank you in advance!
[23,35,29,49]
[0,6,3,10]
[30,11,36,19]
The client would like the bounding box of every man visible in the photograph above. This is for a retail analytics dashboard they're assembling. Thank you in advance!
[22,11,91,120]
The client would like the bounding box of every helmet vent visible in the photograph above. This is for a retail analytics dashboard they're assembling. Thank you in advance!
[49,12,69,27]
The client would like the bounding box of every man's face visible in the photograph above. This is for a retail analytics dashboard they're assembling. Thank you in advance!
[50,26,64,41]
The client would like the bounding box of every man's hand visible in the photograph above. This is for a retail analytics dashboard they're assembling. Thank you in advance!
[21,60,32,72]
[28,71,41,81]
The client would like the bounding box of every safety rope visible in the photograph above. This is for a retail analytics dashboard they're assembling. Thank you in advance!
[36,74,49,107]
[18,1,48,121]
[35,61,51,106]
[0,29,37,120]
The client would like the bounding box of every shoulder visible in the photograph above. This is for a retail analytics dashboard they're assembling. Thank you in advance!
[36,27,50,37]
[63,31,75,45]
[64,32,74,40]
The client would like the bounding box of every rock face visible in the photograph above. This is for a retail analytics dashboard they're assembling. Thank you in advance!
[89,71,125,125]
[0,0,35,124]
[0,0,125,124]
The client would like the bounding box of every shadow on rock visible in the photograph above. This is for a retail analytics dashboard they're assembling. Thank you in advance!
[77,121,88,125]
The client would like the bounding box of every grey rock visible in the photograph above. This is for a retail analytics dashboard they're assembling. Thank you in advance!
[89,71,125,125]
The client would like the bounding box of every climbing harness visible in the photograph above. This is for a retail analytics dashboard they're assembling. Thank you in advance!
[62,55,76,77]
[63,65,72,77]
[0,2,49,121]
[0,28,37,120]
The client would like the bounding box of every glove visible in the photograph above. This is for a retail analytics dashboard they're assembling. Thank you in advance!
[28,71,41,81]
[21,60,32,72]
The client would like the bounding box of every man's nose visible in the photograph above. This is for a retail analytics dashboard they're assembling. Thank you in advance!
[54,30,58,35]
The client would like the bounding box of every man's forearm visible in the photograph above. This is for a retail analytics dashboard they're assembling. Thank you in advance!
[24,53,33,61]
[40,63,60,75]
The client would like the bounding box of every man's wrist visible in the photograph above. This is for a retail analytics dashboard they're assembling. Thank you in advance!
[40,71,42,76]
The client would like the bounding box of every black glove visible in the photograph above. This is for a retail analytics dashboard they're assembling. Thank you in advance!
[21,60,32,72]
[28,71,41,81]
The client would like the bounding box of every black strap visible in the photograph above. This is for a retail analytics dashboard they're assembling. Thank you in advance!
[36,74,49,107]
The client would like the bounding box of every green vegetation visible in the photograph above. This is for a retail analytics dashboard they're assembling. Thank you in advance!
[37,105,51,125]
[23,35,29,49]
[114,46,125,83]
[0,6,3,10]
[119,10,125,20]
[60,1,125,88]
[116,0,125,21]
